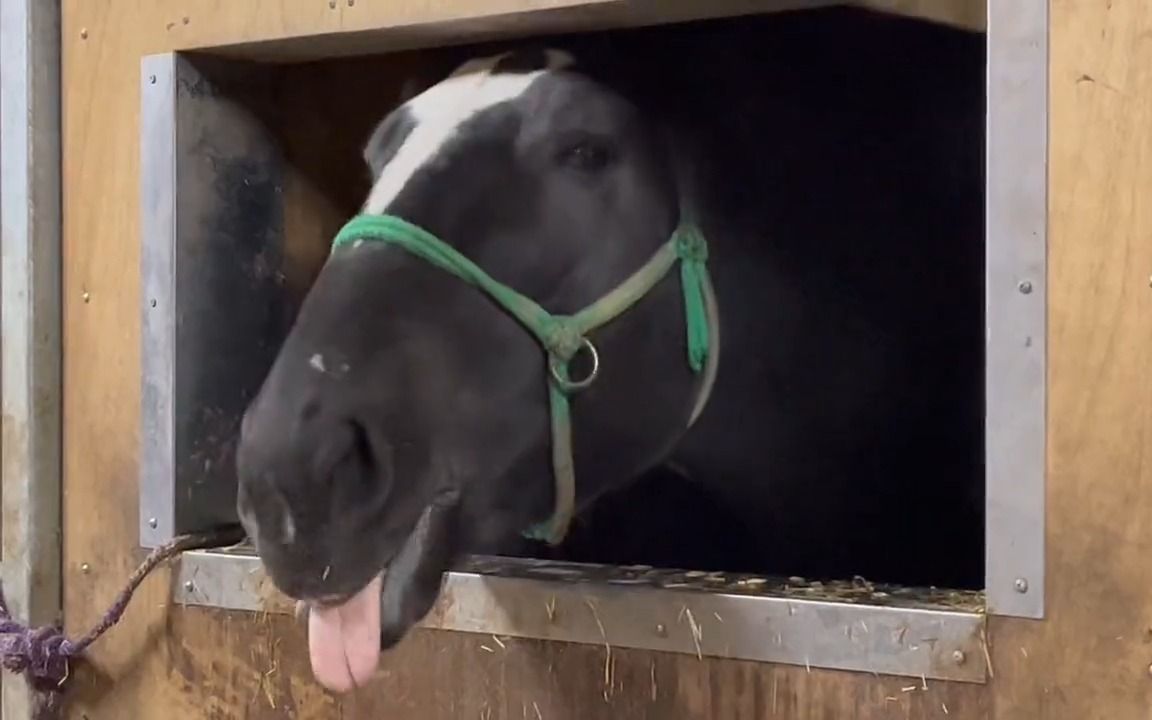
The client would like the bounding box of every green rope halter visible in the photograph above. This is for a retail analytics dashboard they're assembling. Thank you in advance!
[331,213,713,545]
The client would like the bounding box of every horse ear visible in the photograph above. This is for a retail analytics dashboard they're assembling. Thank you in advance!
[364,56,474,179]
[398,75,423,104]
[363,105,416,180]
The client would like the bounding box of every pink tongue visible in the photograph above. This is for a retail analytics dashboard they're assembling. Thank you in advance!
[307,574,383,693]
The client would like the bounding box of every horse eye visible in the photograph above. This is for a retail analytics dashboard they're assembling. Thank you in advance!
[558,141,614,172]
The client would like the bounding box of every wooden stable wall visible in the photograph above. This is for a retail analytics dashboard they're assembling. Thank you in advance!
[57,0,1152,718]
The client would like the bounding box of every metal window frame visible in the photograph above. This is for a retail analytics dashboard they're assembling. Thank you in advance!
[1,0,64,717]
[983,0,1048,621]
[176,550,989,683]
[137,0,1048,684]
[138,52,289,548]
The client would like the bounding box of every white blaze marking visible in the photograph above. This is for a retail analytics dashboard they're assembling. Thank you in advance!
[363,49,574,214]
[310,353,326,372]
[281,508,297,544]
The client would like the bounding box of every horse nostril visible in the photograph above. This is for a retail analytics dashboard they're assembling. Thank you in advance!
[330,419,390,507]
[347,420,376,488]
[349,419,371,459]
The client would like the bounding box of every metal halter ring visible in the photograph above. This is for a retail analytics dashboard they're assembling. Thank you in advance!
[549,338,600,392]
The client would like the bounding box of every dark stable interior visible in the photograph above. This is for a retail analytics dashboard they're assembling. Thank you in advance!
[264,6,987,592]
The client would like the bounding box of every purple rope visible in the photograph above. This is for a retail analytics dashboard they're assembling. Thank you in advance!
[0,526,246,713]
[0,593,72,690]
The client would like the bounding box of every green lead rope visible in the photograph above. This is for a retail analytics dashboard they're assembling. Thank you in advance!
[332,213,713,545]
[673,224,710,374]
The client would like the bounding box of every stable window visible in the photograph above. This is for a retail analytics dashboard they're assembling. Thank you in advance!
[140,0,1045,685]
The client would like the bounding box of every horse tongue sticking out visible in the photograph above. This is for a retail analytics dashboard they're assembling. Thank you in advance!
[307,574,383,692]
[305,495,460,692]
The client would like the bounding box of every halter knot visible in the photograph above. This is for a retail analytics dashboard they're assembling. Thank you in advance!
[541,320,585,363]
[674,225,709,263]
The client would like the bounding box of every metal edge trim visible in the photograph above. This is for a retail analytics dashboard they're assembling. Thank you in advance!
[139,53,178,548]
[984,0,1048,619]
[175,551,988,684]
[1,0,64,717]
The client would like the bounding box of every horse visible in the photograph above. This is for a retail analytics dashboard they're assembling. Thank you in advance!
[235,7,986,693]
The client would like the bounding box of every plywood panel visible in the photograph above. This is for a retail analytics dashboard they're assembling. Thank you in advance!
[984,0,1152,717]
[66,607,989,720]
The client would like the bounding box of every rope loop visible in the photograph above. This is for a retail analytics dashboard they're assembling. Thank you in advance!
[0,620,71,689]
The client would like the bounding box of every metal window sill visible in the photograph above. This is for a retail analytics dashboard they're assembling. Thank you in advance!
[173,549,987,684]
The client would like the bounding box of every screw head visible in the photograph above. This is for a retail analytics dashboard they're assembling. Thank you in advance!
[1014,578,1029,593]
[150,298,157,308]
[149,75,157,84]
[952,650,966,665]
[80,563,91,574]
[148,517,158,529]
[82,291,90,303]
[1018,280,1033,294]
[655,623,667,637]
[79,28,88,39]
[183,580,194,592]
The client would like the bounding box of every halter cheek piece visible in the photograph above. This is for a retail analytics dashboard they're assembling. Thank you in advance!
[330,213,716,545]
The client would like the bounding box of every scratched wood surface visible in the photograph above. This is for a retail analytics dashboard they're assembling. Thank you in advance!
[57,0,1152,718]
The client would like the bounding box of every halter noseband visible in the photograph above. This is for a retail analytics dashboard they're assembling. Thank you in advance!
[330,213,716,545]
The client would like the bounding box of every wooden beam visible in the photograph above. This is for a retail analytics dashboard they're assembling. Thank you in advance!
[85,0,985,62]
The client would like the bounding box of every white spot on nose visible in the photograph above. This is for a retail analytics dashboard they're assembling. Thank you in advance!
[309,353,326,373]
